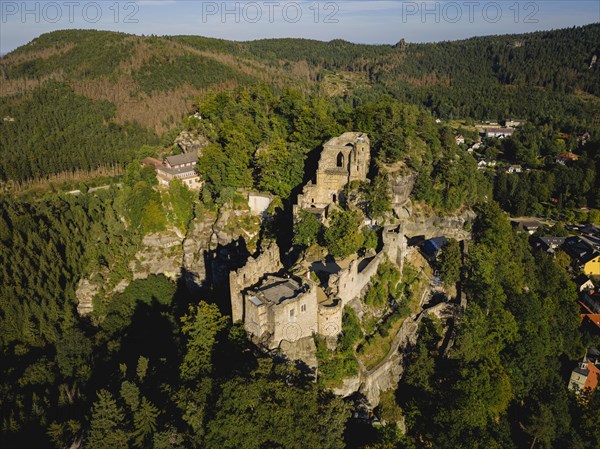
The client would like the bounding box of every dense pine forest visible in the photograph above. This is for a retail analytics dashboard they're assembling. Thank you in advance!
[1,24,600,449]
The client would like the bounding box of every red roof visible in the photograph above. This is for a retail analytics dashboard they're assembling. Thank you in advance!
[558,152,579,161]
[585,362,600,390]
[582,314,600,330]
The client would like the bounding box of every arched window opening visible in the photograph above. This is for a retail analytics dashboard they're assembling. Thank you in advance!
[336,152,344,167]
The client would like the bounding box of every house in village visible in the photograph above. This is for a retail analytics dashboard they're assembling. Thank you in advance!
[506,165,522,174]
[583,253,600,276]
[505,119,525,128]
[556,152,579,165]
[455,135,465,145]
[142,152,202,190]
[511,219,541,235]
[569,354,600,394]
[533,236,565,254]
[564,236,600,275]
[574,274,595,292]
[477,160,496,169]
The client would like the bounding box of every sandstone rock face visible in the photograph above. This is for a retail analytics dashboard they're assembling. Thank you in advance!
[401,208,475,240]
[129,226,184,281]
[388,170,417,212]
[182,210,217,291]
[76,279,98,316]
[331,315,421,406]
[332,373,362,397]
[279,336,318,368]
[175,131,209,154]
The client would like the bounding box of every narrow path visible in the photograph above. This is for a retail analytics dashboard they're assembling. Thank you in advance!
[67,183,122,195]
[360,284,431,376]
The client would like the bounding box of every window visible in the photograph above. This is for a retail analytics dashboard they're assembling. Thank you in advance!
[301,304,306,312]
[336,152,344,167]
[290,309,295,318]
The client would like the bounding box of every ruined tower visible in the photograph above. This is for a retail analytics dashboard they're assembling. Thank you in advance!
[294,132,370,216]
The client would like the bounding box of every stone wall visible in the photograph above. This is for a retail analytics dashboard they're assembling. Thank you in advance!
[229,241,282,322]
[295,132,370,215]
[333,252,387,307]
[332,314,421,406]
[317,298,344,345]
[382,225,408,272]
[270,282,318,348]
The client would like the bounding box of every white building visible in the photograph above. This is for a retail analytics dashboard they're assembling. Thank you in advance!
[485,127,515,139]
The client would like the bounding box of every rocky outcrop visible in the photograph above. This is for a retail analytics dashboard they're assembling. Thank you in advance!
[280,336,318,368]
[182,210,217,291]
[332,373,362,397]
[175,131,209,154]
[76,279,98,316]
[384,163,417,215]
[129,226,184,281]
[401,207,475,241]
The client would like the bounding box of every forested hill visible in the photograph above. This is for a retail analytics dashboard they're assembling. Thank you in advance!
[0,24,599,183]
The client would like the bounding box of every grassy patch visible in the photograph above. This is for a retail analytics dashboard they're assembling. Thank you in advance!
[356,262,428,371]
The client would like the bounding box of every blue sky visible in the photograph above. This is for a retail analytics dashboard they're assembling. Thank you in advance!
[1,1,599,54]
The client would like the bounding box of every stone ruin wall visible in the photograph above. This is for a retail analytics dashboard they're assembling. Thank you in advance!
[229,241,282,322]
[333,252,387,308]
[294,132,370,215]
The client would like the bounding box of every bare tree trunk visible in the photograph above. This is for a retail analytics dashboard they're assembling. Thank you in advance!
[530,436,537,449]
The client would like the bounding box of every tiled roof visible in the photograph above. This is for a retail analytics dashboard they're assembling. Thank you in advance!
[165,152,198,167]
[585,362,600,390]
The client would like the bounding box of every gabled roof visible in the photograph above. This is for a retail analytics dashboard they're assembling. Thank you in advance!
[422,237,448,257]
[582,314,600,330]
[581,251,600,265]
[165,151,198,167]
[564,236,595,261]
[575,274,593,287]
[585,362,600,390]
[539,237,565,247]
[557,152,579,161]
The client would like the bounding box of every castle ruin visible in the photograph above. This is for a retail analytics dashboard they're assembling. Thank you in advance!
[229,133,413,360]
[229,240,343,353]
[294,132,370,217]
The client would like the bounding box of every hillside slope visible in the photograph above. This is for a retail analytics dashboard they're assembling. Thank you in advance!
[0,25,599,183]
